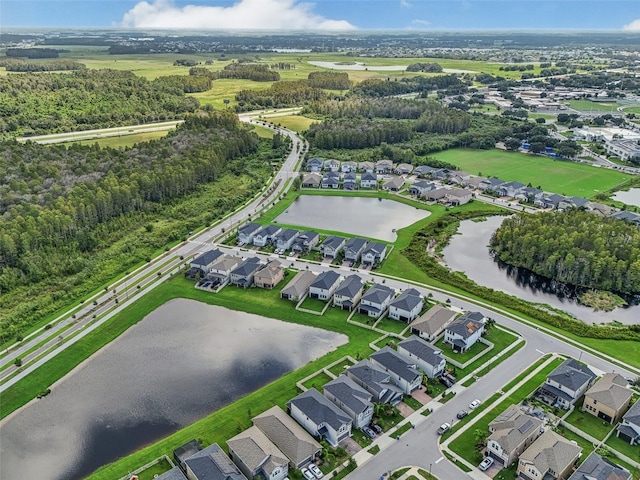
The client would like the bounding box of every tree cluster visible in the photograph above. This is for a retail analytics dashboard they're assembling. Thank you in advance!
[307,71,352,90]
[235,80,327,110]
[173,59,198,67]
[0,58,85,72]
[406,62,443,72]
[490,210,640,295]
[352,75,465,97]
[5,48,61,58]
[304,97,431,120]
[153,75,212,93]
[211,63,280,82]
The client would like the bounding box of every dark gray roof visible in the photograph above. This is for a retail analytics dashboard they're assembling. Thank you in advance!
[185,443,247,480]
[414,165,434,174]
[446,316,484,339]
[157,467,188,480]
[334,275,363,299]
[323,171,339,178]
[363,242,387,256]
[412,180,432,189]
[390,288,423,312]
[310,270,341,290]
[324,376,373,415]
[344,172,357,181]
[361,172,378,181]
[174,439,203,468]
[288,388,351,430]
[344,237,368,253]
[622,398,640,427]
[307,157,323,166]
[522,186,543,196]
[544,193,565,205]
[258,225,281,237]
[322,177,339,186]
[459,311,485,323]
[483,177,506,187]
[322,235,346,250]
[371,346,421,383]
[192,249,224,267]
[361,283,394,304]
[568,452,631,480]
[611,211,640,223]
[548,358,596,391]
[231,257,262,277]
[298,231,319,242]
[564,196,589,207]
[239,222,262,235]
[346,359,403,401]
[397,336,444,368]
[501,181,526,190]
[276,228,299,242]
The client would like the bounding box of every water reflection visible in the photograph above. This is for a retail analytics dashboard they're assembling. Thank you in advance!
[0,299,347,480]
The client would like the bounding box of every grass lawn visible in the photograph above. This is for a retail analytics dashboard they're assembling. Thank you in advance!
[137,458,172,480]
[250,125,275,139]
[368,445,380,455]
[425,379,447,398]
[569,99,619,112]
[432,148,630,198]
[72,130,170,148]
[302,371,333,391]
[375,407,405,432]
[351,428,374,448]
[436,337,491,364]
[403,394,423,410]
[327,358,355,377]
[606,434,640,464]
[375,317,409,335]
[299,296,328,312]
[456,328,519,378]
[564,400,616,441]
[268,115,318,133]
[374,336,397,349]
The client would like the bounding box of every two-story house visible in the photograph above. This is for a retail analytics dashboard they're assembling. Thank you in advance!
[343,237,368,263]
[388,288,423,323]
[370,347,422,395]
[408,180,436,197]
[253,225,282,247]
[320,235,346,259]
[617,398,640,445]
[536,358,597,410]
[443,313,485,353]
[343,172,357,191]
[208,254,243,285]
[361,242,387,267]
[307,157,323,172]
[345,359,404,405]
[497,181,526,198]
[341,161,357,173]
[324,376,374,429]
[227,427,289,480]
[332,274,364,311]
[358,283,395,318]
[324,159,340,172]
[397,336,446,379]
[568,452,632,480]
[254,260,285,290]
[375,159,393,174]
[291,231,320,255]
[238,222,263,245]
[188,249,224,278]
[517,430,581,480]
[358,161,374,173]
[445,188,473,206]
[486,405,544,468]
[582,373,633,424]
[287,388,352,447]
[360,172,378,189]
[229,257,262,288]
[308,270,342,301]
[274,229,299,251]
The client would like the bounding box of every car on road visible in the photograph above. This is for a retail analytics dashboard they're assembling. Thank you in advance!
[469,399,481,410]
[301,468,315,480]
[309,464,323,479]
[437,423,450,435]
[363,426,376,439]
[456,410,468,419]
[479,457,494,471]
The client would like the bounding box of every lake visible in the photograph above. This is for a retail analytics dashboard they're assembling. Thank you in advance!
[0,299,347,480]
[612,188,640,208]
[442,216,639,325]
[274,195,430,241]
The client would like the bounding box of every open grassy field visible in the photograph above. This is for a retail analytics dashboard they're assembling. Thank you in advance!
[70,130,170,148]
[569,99,619,112]
[269,115,317,133]
[432,148,630,197]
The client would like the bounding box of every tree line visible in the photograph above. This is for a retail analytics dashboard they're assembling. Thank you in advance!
[235,80,327,110]
[307,71,352,90]
[352,75,466,97]
[0,57,85,72]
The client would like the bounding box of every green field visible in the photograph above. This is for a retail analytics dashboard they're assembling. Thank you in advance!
[433,148,630,197]
[269,115,317,133]
[70,130,170,148]
[569,99,619,112]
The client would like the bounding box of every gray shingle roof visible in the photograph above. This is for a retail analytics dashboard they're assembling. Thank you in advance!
[410,305,458,336]
[622,398,640,427]
[459,311,485,323]
[361,172,378,181]
[281,271,316,298]
[334,275,364,299]
[446,316,484,339]
[370,346,421,383]
[156,467,186,480]
[548,358,596,391]
[397,336,444,368]
[568,452,631,480]
[344,237,368,254]
[192,249,224,268]
[390,288,423,312]
[276,229,299,242]
[346,359,404,402]
[227,426,288,476]
[487,405,543,457]
[186,443,247,480]
[322,235,346,250]
[231,257,262,277]
[259,225,282,238]
[363,242,386,257]
[324,376,373,416]
[288,388,351,431]
[361,283,394,305]
[310,270,341,291]
[585,373,633,411]
[239,222,262,236]
[520,430,582,477]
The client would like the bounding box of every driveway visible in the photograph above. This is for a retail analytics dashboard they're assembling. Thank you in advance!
[340,437,363,456]
[411,387,432,405]
[397,402,415,418]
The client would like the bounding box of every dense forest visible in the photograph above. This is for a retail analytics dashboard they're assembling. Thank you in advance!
[490,210,640,295]
[210,63,281,82]
[0,111,274,338]
[0,57,86,72]
[307,71,352,90]
[352,75,467,97]
[235,80,327,110]
[5,48,63,58]
[0,70,200,136]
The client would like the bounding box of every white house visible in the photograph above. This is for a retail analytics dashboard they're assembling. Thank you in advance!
[238,222,263,245]
[324,376,374,429]
[388,288,423,323]
[343,237,368,263]
[370,346,422,395]
[274,229,299,251]
[332,274,364,311]
[320,236,346,259]
[443,312,485,353]
[361,242,387,266]
[358,283,394,318]
[308,270,342,301]
[536,358,597,410]
[397,336,446,379]
[360,172,378,189]
[253,225,282,247]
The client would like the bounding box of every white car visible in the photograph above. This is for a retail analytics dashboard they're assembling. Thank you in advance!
[469,399,481,410]
[437,423,451,435]
[479,457,494,471]
[302,468,315,480]
[309,464,324,479]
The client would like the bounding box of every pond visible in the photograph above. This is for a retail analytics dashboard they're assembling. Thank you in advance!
[0,299,347,480]
[307,61,476,74]
[612,188,640,208]
[442,216,639,325]
[274,195,430,241]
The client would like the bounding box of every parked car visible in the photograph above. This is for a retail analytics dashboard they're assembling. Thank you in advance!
[437,423,450,435]
[371,423,383,434]
[469,399,481,410]
[363,426,376,439]
[456,410,468,419]
[479,457,494,471]
[439,372,457,388]
[309,465,323,479]
[302,468,315,480]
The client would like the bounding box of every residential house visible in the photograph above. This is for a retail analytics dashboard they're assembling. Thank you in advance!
[567,452,632,480]
[287,388,352,447]
[333,274,364,311]
[536,358,597,410]
[535,193,566,209]
[320,236,346,259]
[431,168,452,182]
[342,172,357,191]
[497,181,527,198]
[324,376,374,429]
[358,283,395,318]
[449,171,471,186]
[443,312,485,353]
[582,373,632,424]
[558,196,589,211]
[291,231,320,255]
[280,271,316,302]
[478,177,507,193]
[254,260,285,290]
[517,430,581,480]
[309,270,342,301]
[188,249,224,278]
[229,257,262,288]
[361,242,387,267]
[183,443,248,480]
[486,405,544,468]
[585,202,613,217]
[465,176,487,190]
[253,225,282,247]
[382,176,405,191]
[324,159,341,172]
[395,163,414,175]
[156,467,190,480]
[307,157,323,172]
[425,188,449,202]
[321,174,340,189]
[413,165,435,178]
[345,359,404,405]
[388,288,423,323]
[208,254,243,285]
[174,440,205,475]
[397,335,446,379]
[445,189,473,206]
[610,211,640,226]
[227,427,289,480]
[617,398,640,445]
[341,161,358,173]
[409,180,436,197]
[515,187,543,203]
[409,305,458,342]
[301,173,322,188]
[274,229,299,251]
[238,222,262,245]
[343,237,368,263]
[360,172,379,189]
[253,406,322,469]
[358,161,375,173]
[370,346,422,395]
[375,159,394,174]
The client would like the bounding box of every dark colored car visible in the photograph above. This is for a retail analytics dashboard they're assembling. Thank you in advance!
[457,410,468,419]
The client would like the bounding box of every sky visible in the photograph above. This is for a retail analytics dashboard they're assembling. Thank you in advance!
[1,0,640,32]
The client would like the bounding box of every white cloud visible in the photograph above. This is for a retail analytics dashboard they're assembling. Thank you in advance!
[121,0,355,30]
[400,0,413,8]
[410,19,431,27]
[623,19,640,31]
